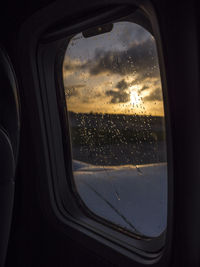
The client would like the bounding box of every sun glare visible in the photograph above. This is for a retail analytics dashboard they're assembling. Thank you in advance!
[129,87,141,106]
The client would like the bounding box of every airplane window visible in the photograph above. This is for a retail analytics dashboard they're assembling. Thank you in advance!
[63,20,167,238]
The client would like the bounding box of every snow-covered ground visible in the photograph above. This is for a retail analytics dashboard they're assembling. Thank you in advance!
[73,160,167,237]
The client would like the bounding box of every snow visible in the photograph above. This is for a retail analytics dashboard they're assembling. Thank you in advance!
[73,160,167,237]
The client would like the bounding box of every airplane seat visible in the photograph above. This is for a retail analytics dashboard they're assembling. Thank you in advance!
[0,47,20,267]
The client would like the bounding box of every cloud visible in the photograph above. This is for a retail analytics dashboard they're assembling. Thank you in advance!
[105,79,130,103]
[106,90,130,104]
[63,37,159,84]
[65,84,85,98]
[139,85,149,92]
[143,87,162,101]
[88,37,158,78]
[115,79,129,91]
[63,61,80,74]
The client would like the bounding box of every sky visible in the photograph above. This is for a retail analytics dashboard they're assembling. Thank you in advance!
[63,21,165,116]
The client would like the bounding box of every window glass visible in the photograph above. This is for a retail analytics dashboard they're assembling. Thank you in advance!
[63,20,167,237]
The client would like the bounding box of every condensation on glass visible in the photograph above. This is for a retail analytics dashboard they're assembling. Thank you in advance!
[63,19,167,237]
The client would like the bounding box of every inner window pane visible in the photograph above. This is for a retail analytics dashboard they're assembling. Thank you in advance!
[63,20,167,237]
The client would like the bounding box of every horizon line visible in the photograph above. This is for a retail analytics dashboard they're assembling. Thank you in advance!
[68,110,164,117]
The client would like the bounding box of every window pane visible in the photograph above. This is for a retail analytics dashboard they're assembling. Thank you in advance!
[63,20,167,237]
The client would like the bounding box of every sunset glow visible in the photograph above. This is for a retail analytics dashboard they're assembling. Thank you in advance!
[63,21,164,117]
[129,86,141,106]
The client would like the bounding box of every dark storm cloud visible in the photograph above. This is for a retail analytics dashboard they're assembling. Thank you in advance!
[65,84,85,98]
[106,90,130,103]
[115,79,129,91]
[88,37,158,78]
[105,79,130,104]
[143,87,162,102]
[63,37,159,82]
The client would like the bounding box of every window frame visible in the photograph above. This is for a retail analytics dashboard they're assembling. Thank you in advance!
[19,0,173,265]
[58,7,167,239]
[60,11,168,241]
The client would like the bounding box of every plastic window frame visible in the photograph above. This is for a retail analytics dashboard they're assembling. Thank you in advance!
[57,8,166,241]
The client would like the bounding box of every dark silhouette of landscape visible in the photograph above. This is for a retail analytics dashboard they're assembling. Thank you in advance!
[68,111,167,166]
